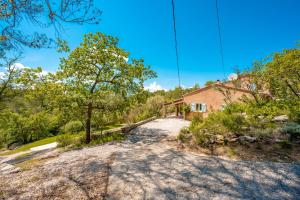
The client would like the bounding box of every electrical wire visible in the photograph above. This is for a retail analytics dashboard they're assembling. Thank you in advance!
[215,0,226,78]
[171,0,181,87]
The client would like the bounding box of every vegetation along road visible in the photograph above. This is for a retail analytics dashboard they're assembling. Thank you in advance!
[1,117,299,200]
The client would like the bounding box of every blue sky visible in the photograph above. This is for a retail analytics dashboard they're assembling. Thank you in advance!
[20,0,300,91]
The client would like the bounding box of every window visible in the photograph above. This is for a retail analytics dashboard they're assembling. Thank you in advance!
[191,103,206,113]
[190,103,196,111]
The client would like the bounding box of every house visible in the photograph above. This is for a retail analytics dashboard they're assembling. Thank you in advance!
[164,75,257,120]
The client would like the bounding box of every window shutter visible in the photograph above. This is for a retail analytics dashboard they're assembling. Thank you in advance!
[202,104,207,112]
[190,103,196,111]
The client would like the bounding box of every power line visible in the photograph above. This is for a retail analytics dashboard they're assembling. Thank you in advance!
[215,0,226,78]
[171,0,181,88]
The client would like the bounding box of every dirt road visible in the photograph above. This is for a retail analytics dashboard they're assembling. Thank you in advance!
[1,118,300,200]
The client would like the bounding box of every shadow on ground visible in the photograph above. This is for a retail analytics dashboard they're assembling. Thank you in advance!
[108,128,300,200]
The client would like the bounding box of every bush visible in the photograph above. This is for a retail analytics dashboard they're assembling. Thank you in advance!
[57,134,75,147]
[222,114,247,133]
[282,122,300,140]
[252,128,273,140]
[189,113,203,132]
[145,95,164,117]
[277,140,292,149]
[62,120,83,134]
[193,129,215,147]
[178,127,191,143]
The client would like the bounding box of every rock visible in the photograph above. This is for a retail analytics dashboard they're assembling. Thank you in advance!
[273,115,289,122]
[228,138,238,143]
[215,135,224,141]
[238,136,257,143]
[215,135,224,144]
[241,126,250,131]
[8,142,21,150]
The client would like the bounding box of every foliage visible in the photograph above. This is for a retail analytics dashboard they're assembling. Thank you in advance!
[0,0,101,53]
[1,111,58,144]
[59,32,156,143]
[263,49,300,101]
[282,122,300,140]
[189,113,203,132]
[144,95,164,117]
[277,140,292,149]
[89,133,125,145]
[126,95,164,123]
[61,121,84,134]
[205,80,215,86]
[178,127,191,143]
[0,135,59,156]
[57,134,76,147]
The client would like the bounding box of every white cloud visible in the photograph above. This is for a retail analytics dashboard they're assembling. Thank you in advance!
[0,72,5,79]
[12,63,27,70]
[144,81,167,92]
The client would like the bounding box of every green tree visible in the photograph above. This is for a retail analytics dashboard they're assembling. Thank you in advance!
[263,49,300,100]
[205,80,215,86]
[0,0,101,53]
[59,32,156,143]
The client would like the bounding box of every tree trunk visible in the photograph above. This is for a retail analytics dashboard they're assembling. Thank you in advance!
[85,101,93,143]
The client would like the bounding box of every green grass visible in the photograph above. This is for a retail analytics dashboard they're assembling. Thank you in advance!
[0,134,82,156]
[97,124,124,131]
[0,124,125,156]
[0,136,60,156]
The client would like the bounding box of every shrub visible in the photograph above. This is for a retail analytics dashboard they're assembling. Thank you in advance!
[178,127,190,143]
[145,95,165,117]
[222,114,247,133]
[57,134,75,147]
[189,113,203,132]
[62,120,83,134]
[282,122,300,140]
[90,133,125,145]
[277,140,292,149]
[199,112,230,136]
[252,128,273,140]
[193,129,214,147]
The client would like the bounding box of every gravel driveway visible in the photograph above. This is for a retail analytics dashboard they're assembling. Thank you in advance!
[107,118,300,200]
[1,117,300,200]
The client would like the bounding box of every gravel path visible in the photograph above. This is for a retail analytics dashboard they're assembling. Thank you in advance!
[1,117,300,200]
[107,118,300,200]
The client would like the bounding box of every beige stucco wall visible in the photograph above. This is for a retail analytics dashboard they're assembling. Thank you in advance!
[183,86,252,119]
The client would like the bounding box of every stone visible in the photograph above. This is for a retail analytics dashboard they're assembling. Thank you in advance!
[238,136,257,143]
[228,138,238,143]
[215,135,224,141]
[273,115,289,122]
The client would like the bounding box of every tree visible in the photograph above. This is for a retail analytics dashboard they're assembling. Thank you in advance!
[263,49,300,100]
[59,32,156,143]
[0,0,101,53]
[0,56,22,103]
[205,80,215,86]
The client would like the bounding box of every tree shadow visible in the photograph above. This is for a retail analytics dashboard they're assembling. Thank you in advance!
[107,126,300,200]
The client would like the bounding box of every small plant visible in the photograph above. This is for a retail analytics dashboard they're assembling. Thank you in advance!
[90,133,125,145]
[189,113,203,132]
[57,134,75,147]
[227,147,237,157]
[282,122,300,140]
[61,120,84,134]
[277,140,292,149]
[222,114,247,133]
[178,127,190,143]
[193,129,214,147]
[252,128,273,140]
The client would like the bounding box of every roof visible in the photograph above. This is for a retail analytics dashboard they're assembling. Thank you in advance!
[164,73,260,106]
[164,98,183,106]
[183,83,254,97]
